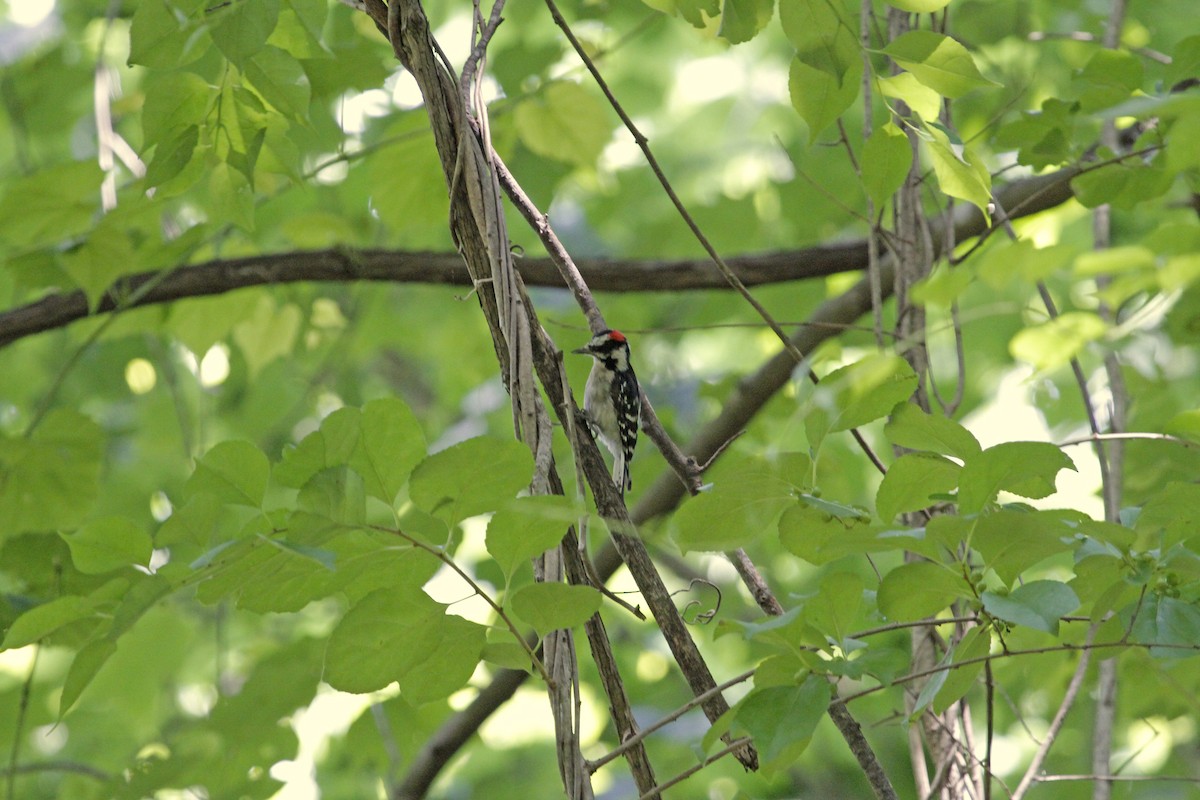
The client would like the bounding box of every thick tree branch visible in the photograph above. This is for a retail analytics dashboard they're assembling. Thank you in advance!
[0,168,1076,351]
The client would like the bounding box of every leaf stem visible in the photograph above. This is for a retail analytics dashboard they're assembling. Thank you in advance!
[369,524,552,686]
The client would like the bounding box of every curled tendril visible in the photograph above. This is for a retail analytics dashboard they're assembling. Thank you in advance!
[677,578,722,625]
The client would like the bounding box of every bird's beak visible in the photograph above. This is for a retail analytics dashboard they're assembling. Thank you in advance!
[571,345,590,355]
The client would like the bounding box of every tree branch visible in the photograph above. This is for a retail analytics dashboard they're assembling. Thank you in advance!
[0,167,1077,351]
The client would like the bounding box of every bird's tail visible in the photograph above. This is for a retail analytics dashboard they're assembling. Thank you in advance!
[613,454,632,496]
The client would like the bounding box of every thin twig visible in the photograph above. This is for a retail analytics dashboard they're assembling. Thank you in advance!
[541,0,889,476]
[1035,774,1200,784]
[836,630,1199,710]
[6,646,40,800]
[635,737,754,800]
[985,659,996,800]
[588,669,755,772]
[368,524,552,685]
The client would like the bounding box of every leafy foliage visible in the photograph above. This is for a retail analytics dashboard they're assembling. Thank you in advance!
[2,0,1200,798]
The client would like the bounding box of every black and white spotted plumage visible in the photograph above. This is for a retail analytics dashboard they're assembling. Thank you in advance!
[573,329,640,495]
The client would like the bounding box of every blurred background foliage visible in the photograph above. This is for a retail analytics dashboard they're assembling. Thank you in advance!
[1,0,1199,798]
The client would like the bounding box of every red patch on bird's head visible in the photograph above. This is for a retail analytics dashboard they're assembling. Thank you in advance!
[608,330,627,342]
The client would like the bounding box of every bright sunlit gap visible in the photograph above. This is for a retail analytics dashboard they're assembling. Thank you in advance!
[270,686,387,800]
[125,357,157,394]
[6,0,54,27]
[962,366,1104,518]
[198,343,231,388]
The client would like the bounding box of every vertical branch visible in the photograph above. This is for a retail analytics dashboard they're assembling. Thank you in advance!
[862,0,885,349]
[1091,5,1128,799]
[1011,628,1098,800]
[383,1,599,795]
[886,5,975,797]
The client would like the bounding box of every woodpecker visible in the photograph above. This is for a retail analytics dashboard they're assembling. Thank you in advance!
[573,329,640,495]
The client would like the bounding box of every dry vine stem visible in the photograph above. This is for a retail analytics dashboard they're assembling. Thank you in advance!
[382,0,598,795]
[365,0,760,788]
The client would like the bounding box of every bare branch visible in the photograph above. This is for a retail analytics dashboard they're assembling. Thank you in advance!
[1012,627,1095,800]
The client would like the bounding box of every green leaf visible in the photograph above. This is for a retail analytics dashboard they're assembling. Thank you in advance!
[1127,595,1200,658]
[1074,245,1156,276]
[1076,49,1143,112]
[1166,412,1200,443]
[59,638,117,718]
[167,291,259,358]
[1072,158,1172,210]
[780,504,938,564]
[911,263,972,308]
[875,452,960,522]
[270,0,329,58]
[933,626,990,713]
[977,241,1078,289]
[736,679,828,769]
[353,398,426,504]
[877,72,941,121]
[210,0,280,66]
[878,561,966,621]
[61,221,140,310]
[145,125,200,187]
[884,0,951,10]
[365,115,450,234]
[781,0,860,142]
[245,46,311,118]
[862,123,912,206]
[923,123,992,218]
[186,440,270,508]
[675,0,720,28]
[673,456,798,552]
[803,572,863,645]
[514,81,611,167]
[1136,482,1200,549]
[409,437,534,525]
[227,521,434,613]
[128,0,209,68]
[208,160,256,231]
[884,403,981,460]
[807,354,917,445]
[142,72,212,144]
[982,580,1079,634]
[779,0,855,71]
[481,641,536,673]
[297,467,366,524]
[957,442,1076,514]
[61,517,153,574]
[788,52,862,142]
[718,0,773,44]
[1009,311,1107,371]
[910,645,954,717]
[324,586,486,701]
[1166,35,1200,89]
[275,407,360,489]
[973,510,1072,584]
[232,295,301,375]
[0,162,103,251]
[882,31,998,98]
[158,493,223,547]
[0,409,104,538]
[2,595,102,649]
[510,583,602,633]
[486,496,579,580]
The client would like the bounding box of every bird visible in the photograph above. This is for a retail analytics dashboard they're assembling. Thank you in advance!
[573,329,640,495]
